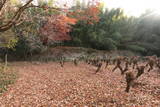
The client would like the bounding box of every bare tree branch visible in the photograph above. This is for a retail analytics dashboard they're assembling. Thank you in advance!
[0,0,7,11]
[0,0,34,32]
[0,0,69,32]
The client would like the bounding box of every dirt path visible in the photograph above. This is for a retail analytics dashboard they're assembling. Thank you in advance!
[0,62,160,106]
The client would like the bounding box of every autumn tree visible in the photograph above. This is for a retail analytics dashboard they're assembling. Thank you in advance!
[68,0,101,25]
[39,0,101,45]
[40,14,77,45]
[0,0,62,58]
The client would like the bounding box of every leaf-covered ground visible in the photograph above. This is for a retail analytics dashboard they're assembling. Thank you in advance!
[0,61,159,106]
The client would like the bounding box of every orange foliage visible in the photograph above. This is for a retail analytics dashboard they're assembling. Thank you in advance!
[40,1,100,44]
[68,3,100,24]
[40,15,77,44]
[63,16,78,25]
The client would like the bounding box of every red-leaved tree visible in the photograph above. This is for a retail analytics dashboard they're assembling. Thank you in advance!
[39,0,101,44]
[67,1,101,24]
[40,14,77,44]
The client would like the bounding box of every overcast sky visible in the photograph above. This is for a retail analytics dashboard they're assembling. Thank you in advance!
[102,0,160,16]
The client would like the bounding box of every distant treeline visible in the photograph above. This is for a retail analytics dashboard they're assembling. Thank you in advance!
[66,8,160,56]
